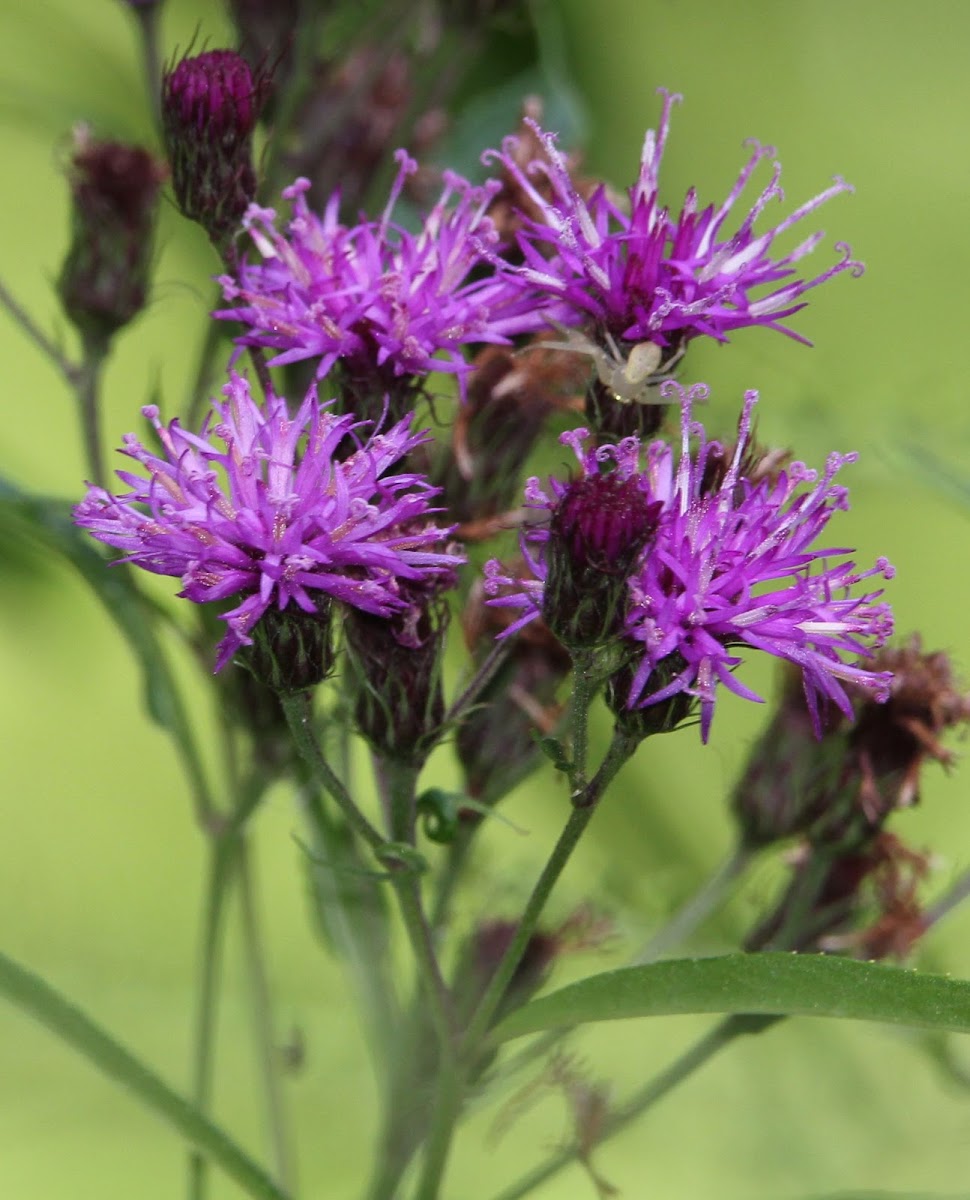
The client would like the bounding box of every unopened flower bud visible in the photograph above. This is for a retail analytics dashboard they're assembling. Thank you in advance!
[162,49,267,252]
[731,665,845,849]
[457,573,571,806]
[543,472,660,648]
[57,127,166,345]
[343,579,456,766]
[239,602,335,694]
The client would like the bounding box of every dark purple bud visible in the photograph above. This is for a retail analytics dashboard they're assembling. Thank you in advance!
[57,127,166,345]
[543,472,661,648]
[162,49,268,252]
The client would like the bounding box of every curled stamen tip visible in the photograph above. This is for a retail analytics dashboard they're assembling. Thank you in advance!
[393,148,418,174]
[658,378,685,402]
[687,382,711,404]
[281,177,311,201]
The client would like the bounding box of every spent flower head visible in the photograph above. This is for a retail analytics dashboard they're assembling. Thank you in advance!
[485,382,894,741]
[73,373,464,672]
[483,89,862,382]
[216,151,544,417]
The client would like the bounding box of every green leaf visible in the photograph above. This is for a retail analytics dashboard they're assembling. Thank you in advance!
[490,954,970,1044]
[0,948,290,1200]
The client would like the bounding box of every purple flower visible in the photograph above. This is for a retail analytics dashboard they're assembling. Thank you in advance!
[484,384,894,741]
[216,152,544,401]
[74,373,464,671]
[483,89,862,368]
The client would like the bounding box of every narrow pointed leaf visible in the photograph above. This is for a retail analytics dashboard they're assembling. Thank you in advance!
[490,954,970,1044]
[0,949,289,1200]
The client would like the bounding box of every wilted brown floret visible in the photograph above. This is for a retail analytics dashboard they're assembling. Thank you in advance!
[487,96,597,251]
[847,635,970,821]
[441,340,587,532]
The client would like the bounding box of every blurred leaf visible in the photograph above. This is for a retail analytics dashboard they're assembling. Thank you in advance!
[0,948,290,1200]
[298,789,398,1062]
[0,479,210,809]
[490,954,970,1044]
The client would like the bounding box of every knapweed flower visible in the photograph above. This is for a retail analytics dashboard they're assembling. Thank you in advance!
[484,382,894,741]
[215,151,544,415]
[483,89,862,392]
[73,373,464,673]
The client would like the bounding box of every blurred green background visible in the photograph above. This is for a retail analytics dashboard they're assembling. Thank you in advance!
[3,1,970,1197]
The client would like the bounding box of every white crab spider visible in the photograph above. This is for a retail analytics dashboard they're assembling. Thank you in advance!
[537,321,684,406]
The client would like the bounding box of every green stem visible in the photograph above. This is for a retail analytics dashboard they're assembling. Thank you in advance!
[490,1014,778,1200]
[299,782,398,1070]
[382,755,455,1050]
[237,839,295,1192]
[494,840,756,1089]
[412,732,637,1198]
[411,1056,463,1200]
[463,730,637,1053]
[567,650,597,794]
[0,949,291,1200]
[632,842,754,964]
[188,837,238,1200]
[281,691,384,852]
[393,877,455,1054]
[429,822,475,932]
[77,338,108,489]
[0,276,77,382]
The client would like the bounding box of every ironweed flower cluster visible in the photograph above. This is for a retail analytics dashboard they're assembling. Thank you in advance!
[30,36,966,1198]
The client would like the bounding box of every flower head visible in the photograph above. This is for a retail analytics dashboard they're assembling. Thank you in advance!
[485,383,894,740]
[216,152,544,412]
[483,89,862,367]
[74,373,464,671]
